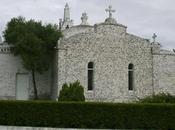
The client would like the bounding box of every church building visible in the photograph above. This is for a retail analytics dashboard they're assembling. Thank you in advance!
[0,4,175,102]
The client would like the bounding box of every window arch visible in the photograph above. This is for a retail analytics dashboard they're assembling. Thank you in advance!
[128,63,134,90]
[88,62,94,91]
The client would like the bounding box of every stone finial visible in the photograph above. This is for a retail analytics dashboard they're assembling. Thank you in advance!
[105,5,116,18]
[81,13,89,25]
[152,33,157,43]
[65,3,69,8]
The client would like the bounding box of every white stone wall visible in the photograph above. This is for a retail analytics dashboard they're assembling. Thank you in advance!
[0,49,52,100]
[153,52,175,95]
[34,70,52,99]
[0,53,22,99]
[62,25,93,39]
[51,50,59,100]
[57,22,154,102]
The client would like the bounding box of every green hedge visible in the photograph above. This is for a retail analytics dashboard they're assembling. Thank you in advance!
[139,93,175,103]
[0,101,175,129]
[58,81,85,101]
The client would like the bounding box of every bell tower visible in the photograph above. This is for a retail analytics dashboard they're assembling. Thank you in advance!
[59,3,73,30]
[64,3,70,21]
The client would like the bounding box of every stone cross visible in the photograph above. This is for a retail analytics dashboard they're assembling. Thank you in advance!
[105,5,115,18]
[152,33,157,43]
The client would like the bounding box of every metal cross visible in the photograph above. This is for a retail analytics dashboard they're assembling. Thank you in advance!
[152,33,157,43]
[105,5,116,18]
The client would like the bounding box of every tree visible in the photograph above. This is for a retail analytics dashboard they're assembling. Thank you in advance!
[3,16,62,99]
[58,81,85,101]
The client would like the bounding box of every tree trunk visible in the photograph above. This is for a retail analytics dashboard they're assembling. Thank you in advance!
[32,69,38,100]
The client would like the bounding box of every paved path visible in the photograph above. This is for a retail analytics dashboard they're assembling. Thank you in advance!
[0,126,115,130]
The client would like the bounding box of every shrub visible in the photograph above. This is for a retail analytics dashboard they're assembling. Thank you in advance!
[0,101,175,129]
[58,81,85,101]
[139,93,175,103]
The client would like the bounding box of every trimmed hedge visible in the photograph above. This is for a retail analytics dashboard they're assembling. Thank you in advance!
[139,93,175,103]
[0,101,175,129]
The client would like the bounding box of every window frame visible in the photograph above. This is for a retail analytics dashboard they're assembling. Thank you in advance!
[87,62,94,91]
[128,63,134,91]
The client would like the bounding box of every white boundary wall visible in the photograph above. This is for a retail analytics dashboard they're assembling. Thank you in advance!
[0,126,113,130]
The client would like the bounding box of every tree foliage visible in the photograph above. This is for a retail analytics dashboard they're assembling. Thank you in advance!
[3,16,62,99]
[58,81,85,101]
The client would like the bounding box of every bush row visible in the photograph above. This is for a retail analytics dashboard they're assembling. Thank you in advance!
[139,93,175,103]
[0,101,175,129]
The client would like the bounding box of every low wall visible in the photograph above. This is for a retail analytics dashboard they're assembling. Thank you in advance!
[0,126,105,130]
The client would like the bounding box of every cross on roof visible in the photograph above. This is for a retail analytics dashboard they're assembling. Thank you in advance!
[105,5,116,18]
[152,33,157,43]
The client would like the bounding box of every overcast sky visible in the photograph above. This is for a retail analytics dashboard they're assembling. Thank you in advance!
[0,0,175,50]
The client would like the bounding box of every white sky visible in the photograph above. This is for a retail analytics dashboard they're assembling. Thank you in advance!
[0,0,175,50]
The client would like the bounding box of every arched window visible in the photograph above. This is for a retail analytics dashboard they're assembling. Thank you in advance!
[128,63,134,90]
[88,62,94,91]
